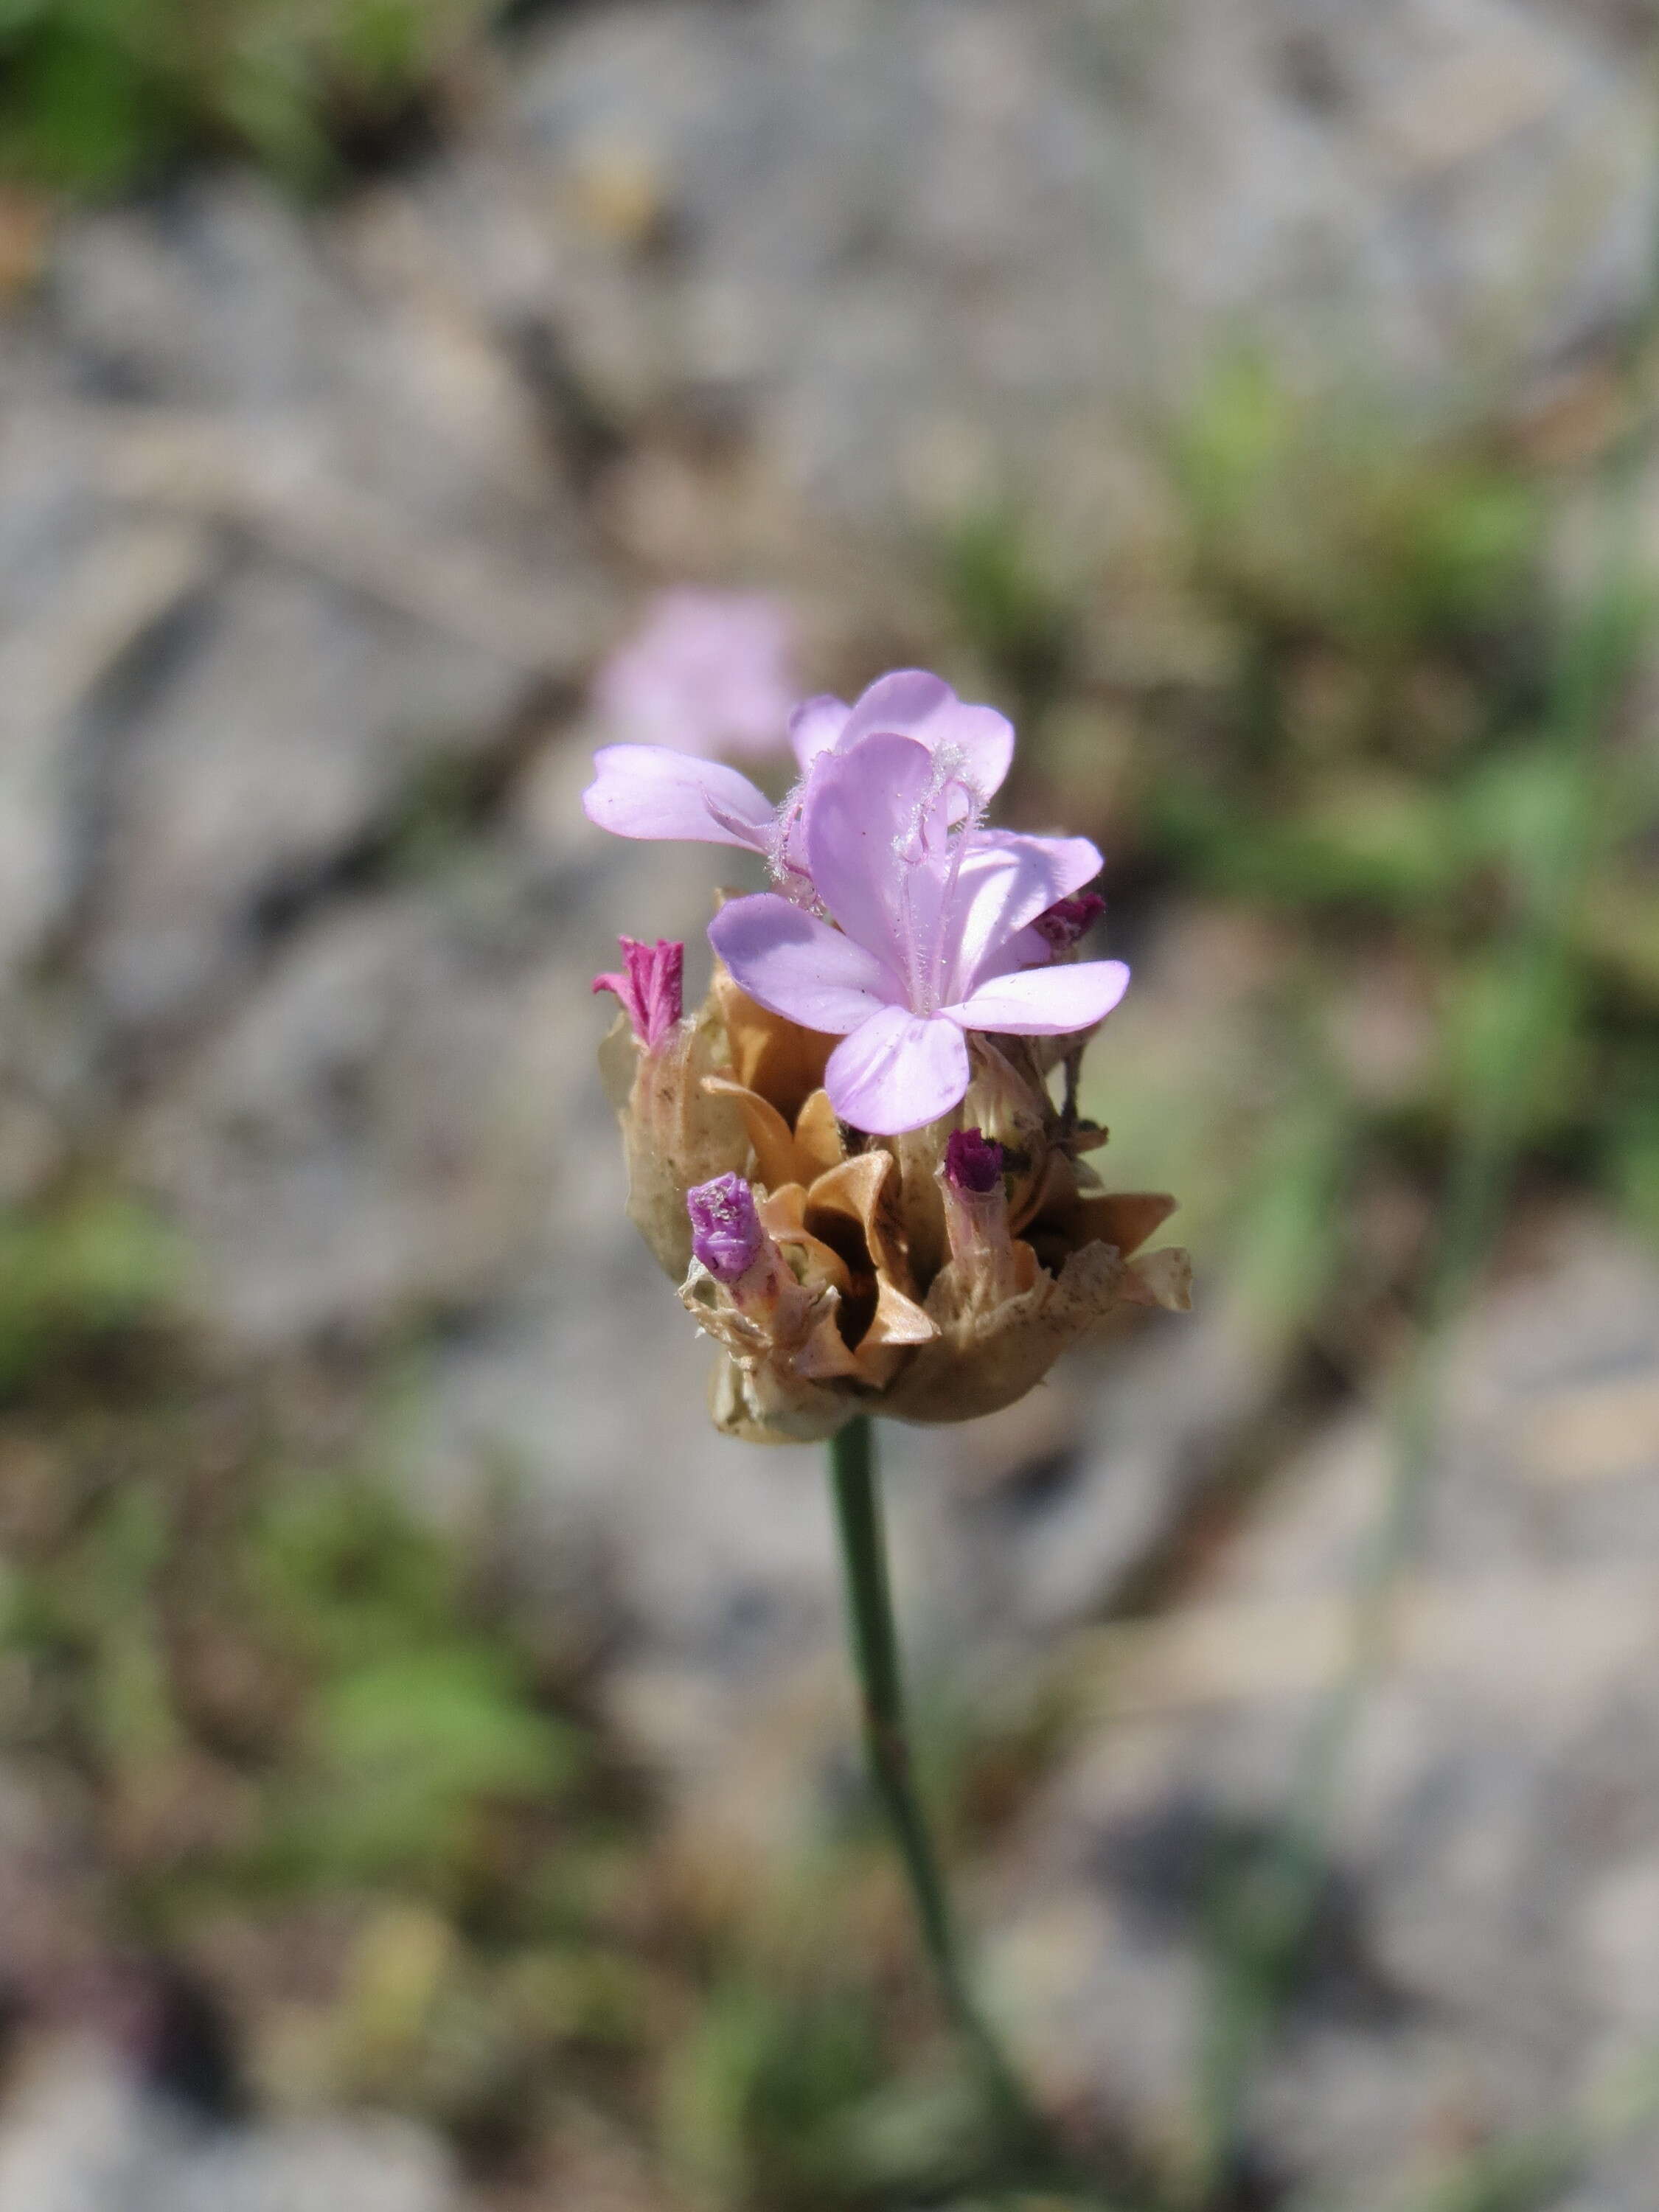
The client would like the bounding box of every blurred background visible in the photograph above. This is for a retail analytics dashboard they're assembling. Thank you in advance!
[3,2,1659,2207]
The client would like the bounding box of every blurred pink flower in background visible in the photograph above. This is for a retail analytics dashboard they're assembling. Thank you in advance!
[593,588,796,759]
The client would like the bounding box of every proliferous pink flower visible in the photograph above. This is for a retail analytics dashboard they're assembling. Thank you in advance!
[707,734,1128,1135]
[594,589,796,762]
[583,668,1023,885]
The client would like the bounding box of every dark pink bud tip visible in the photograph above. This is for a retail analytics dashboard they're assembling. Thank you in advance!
[687,1172,764,1282]
[945,1127,1004,1196]
[592,936,684,1049]
[1032,891,1106,951]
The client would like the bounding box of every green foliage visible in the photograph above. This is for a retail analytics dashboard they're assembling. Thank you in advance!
[0,0,496,196]
[1173,352,1541,659]
[662,1978,872,2205]
[0,1188,180,1399]
[288,1645,582,1884]
[237,1475,585,1889]
[657,1971,1003,2211]
[939,504,1077,723]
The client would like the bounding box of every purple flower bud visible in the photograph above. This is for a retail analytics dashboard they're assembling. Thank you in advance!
[1032,891,1106,951]
[592,936,684,1050]
[944,1127,1004,1196]
[686,1172,765,1282]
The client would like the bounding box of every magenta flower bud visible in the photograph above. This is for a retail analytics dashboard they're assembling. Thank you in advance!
[686,1172,765,1283]
[592,936,684,1051]
[1032,891,1106,952]
[944,1127,1004,1196]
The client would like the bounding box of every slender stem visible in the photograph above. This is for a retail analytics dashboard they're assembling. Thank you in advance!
[826,1413,1048,2160]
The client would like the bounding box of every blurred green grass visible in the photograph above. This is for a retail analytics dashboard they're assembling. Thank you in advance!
[0,0,496,195]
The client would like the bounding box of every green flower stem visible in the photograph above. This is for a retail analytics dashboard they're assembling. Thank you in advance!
[826,1413,1048,2160]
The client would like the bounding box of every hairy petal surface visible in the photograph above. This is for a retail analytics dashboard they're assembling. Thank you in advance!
[826,1005,971,1133]
[583,746,774,849]
[803,733,943,983]
[710,894,903,1034]
[945,959,1131,1036]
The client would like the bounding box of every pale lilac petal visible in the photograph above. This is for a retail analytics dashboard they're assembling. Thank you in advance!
[839,670,953,747]
[826,1006,971,1134]
[709,894,903,1034]
[928,703,1015,798]
[803,733,940,973]
[583,745,773,851]
[972,922,1051,981]
[950,831,1102,996]
[839,670,1015,797]
[944,958,1130,1036]
[788,695,850,773]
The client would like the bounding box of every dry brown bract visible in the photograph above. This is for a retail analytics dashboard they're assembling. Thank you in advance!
[603,959,1190,1444]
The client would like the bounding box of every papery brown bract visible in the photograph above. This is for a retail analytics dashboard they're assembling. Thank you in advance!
[599,997,748,1281]
[603,945,1190,1444]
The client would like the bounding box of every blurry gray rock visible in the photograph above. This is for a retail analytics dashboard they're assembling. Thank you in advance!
[431,0,1659,545]
[0,173,602,1044]
[986,1214,1659,2196]
[0,2040,456,2212]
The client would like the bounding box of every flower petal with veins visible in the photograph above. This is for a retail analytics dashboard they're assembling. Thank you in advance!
[944,959,1130,1036]
[710,894,904,1034]
[826,1006,970,1134]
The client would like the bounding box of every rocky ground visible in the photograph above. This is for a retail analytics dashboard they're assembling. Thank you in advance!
[2,1,1659,2206]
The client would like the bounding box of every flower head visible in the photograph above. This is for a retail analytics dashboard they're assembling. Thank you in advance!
[591,936,684,1051]
[587,669,1188,1440]
[594,589,796,761]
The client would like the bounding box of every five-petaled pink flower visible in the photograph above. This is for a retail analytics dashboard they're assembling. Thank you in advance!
[706,734,1128,1134]
[593,590,796,762]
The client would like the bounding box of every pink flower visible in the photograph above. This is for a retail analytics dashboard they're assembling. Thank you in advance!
[582,669,1018,881]
[591,936,684,1050]
[593,590,796,762]
[706,734,1129,1135]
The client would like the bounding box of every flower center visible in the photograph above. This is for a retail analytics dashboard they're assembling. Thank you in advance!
[891,746,981,1015]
